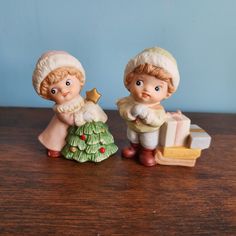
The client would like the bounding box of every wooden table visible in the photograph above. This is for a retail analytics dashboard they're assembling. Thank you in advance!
[0,108,235,235]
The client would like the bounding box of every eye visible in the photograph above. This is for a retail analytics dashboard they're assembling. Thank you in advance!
[136,80,143,86]
[50,88,58,95]
[66,79,72,86]
[155,86,161,92]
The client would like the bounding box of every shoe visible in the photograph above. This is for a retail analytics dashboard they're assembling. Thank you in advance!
[122,143,139,159]
[139,147,157,167]
[47,149,61,158]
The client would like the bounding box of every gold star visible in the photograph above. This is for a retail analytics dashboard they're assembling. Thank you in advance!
[86,88,101,104]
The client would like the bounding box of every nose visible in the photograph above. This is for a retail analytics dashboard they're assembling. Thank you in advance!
[143,85,151,93]
[61,87,69,94]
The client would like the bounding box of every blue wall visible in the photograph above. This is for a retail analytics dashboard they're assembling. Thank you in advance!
[0,0,235,113]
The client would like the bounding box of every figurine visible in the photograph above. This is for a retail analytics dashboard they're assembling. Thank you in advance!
[117,47,211,167]
[117,47,179,166]
[33,51,117,162]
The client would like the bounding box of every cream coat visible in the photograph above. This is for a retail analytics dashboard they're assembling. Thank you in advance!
[117,96,167,133]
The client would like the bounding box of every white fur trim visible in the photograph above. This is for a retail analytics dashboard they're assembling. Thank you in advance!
[131,104,148,119]
[124,47,180,90]
[32,51,86,94]
[53,95,84,114]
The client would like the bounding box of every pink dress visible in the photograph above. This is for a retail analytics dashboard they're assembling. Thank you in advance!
[39,114,71,152]
[38,95,84,152]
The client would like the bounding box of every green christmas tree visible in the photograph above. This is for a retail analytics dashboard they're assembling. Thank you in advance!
[61,121,118,163]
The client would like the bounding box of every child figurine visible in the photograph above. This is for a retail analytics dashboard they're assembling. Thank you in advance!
[117,47,180,167]
[33,51,117,162]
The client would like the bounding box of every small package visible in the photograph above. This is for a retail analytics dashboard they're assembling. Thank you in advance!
[159,111,191,147]
[155,149,197,167]
[188,124,211,150]
[160,146,201,160]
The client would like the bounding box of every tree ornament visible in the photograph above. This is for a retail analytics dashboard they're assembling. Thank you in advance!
[69,146,78,153]
[80,134,86,141]
[99,147,106,153]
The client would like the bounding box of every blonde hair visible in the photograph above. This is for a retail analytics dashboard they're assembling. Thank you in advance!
[125,63,175,95]
[40,66,84,99]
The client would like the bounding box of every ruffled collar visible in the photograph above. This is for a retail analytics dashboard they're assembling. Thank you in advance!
[53,95,84,113]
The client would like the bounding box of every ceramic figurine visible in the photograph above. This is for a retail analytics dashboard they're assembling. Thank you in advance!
[117,47,179,166]
[117,47,211,167]
[32,51,117,162]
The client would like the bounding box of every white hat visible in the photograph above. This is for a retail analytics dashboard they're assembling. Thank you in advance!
[124,47,180,90]
[32,51,86,95]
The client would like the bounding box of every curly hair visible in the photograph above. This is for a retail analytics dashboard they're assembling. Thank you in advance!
[125,63,175,95]
[40,66,84,99]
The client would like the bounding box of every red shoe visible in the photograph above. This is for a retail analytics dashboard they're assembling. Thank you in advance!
[47,149,61,158]
[139,147,157,167]
[122,143,140,159]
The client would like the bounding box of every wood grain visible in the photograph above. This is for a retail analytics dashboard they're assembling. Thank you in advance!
[0,108,235,235]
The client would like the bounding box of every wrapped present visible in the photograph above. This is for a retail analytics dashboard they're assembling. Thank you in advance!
[159,115,177,147]
[159,111,191,147]
[155,149,197,167]
[187,124,211,149]
[159,146,201,160]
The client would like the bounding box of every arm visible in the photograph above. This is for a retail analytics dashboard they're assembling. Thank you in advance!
[83,101,108,123]
[74,101,108,126]
[131,104,167,128]
[116,97,136,121]
[142,108,167,128]
[56,112,74,126]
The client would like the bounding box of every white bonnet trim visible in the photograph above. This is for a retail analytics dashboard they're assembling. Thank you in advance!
[124,47,180,90]
[32,51,85,94]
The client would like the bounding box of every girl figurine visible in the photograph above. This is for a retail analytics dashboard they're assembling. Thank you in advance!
[117,47,180,167]
[32,51,117,161]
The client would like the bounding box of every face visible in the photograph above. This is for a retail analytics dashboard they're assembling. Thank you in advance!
[48,75,82,104]
[128,73,169,104]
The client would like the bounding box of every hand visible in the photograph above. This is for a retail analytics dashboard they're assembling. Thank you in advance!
[131,104,149,119]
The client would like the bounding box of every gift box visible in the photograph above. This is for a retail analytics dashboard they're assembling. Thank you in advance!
[159,146,201,160]
[187,124,211,150]
[159,111,191,147]
[155,149,197,167]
